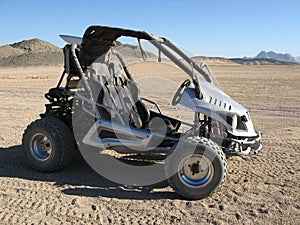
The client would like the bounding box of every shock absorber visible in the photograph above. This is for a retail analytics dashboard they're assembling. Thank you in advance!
[212,121,221,136]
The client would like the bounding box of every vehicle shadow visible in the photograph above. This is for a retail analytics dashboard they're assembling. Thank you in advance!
[0,145,179,200]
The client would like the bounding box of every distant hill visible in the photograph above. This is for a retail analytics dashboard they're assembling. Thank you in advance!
[0,39,63,67]
[230,58,296,65]
[114,43,157,63]
[9,38,61,54]
[229,51,299,65]
[296,56,300,62]
[192,56,236,65]
[255,51,298,63]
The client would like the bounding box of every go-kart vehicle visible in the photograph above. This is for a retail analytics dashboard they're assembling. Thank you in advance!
[22,25,262,199]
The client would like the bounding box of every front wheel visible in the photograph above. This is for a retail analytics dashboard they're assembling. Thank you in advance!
[165,137,227,200]
[22,118,75,172]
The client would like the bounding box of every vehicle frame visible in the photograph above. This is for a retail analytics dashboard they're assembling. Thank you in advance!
[22,25,262,199]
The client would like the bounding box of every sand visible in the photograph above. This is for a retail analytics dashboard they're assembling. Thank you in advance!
[0,64,299,224]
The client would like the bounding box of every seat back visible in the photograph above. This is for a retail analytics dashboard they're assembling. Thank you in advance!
[87,61,150,128]
[109,62,150,128]
[63,45,81,76]
[126,80,150,127]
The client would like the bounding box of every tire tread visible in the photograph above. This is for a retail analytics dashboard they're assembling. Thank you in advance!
[22,118,75,172]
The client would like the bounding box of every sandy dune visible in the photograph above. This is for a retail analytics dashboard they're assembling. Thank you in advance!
[0,64,299,224]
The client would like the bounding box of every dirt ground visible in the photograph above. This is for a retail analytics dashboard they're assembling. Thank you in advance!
[0,64,299,224]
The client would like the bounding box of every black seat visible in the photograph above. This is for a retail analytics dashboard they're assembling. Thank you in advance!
[125,77,177,135]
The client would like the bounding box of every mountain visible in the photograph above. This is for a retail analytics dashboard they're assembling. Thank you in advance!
[10,38,61,54]
[0,38,63,67]
[255,51,298,63]
[230,58,296,65]
[296,56,300,62]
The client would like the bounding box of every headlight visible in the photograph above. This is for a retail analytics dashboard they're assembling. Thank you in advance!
[218,112,247,131]
[232,115,237,130]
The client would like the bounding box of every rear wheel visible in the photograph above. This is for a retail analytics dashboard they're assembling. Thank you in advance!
[22,118,75,172]
[165,137,227,199]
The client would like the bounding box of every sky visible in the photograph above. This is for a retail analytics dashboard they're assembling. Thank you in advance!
[0,0,299,58]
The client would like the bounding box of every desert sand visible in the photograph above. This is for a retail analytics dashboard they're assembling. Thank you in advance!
[0,64,299,224]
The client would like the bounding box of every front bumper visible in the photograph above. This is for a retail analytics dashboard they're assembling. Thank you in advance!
[226,131,262,155]
[211,131,262,156]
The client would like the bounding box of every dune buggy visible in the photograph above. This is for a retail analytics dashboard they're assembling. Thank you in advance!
[22,26,262,199]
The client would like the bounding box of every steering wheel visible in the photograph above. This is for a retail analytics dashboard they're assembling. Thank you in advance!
[172,79,191,106]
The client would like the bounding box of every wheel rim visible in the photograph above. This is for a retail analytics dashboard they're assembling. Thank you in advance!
[178,154,214,188]
[29,133,52,161]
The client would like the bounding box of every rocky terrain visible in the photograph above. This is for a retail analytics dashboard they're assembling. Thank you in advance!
[0,63,299,224]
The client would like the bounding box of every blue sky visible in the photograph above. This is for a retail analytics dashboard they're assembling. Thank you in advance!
[0,0,299,57]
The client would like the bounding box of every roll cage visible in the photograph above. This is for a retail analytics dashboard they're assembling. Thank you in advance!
[77,25,213,88]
